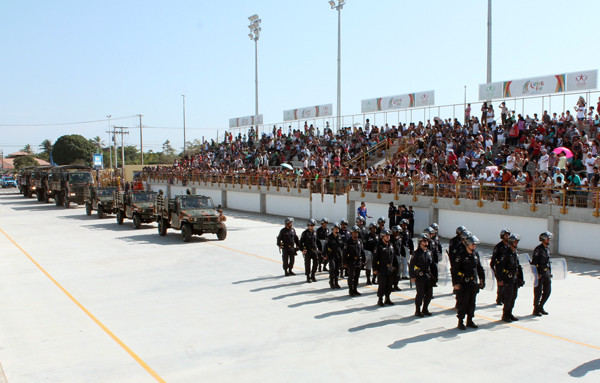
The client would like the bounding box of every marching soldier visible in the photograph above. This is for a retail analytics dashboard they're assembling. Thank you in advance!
[399,219,413,280]
[388,202,397,228]
[344,226,366,296]
[277,217,300,276]
[496,234,524,322]
[452,234,486,330]
[316,218,330,272]
[355,216,367,241]
[339,219,350,279]
[410,233,434,317]
[376,216,386,235]
[363,222,379,285]
[300,219,319,283]
[491,228,511,305]
[427,225,442,287]
[532,231,553,316]
[374,228,397,306]
[325,222,344,289]
[391,225,403,291]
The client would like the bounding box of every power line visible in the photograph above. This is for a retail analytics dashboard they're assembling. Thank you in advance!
[0,115,137,127]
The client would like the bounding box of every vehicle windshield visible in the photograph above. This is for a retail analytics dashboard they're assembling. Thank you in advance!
[70,172,93,184]
[180,196,214,209]
[132,192,155,203]
[97,188,116,197]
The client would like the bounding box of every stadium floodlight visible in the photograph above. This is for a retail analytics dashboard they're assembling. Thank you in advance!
[329,1,347,132]
[248,14,259,22]
[248,14,262,133]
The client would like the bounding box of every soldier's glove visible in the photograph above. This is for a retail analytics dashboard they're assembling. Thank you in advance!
[479,282,485,289]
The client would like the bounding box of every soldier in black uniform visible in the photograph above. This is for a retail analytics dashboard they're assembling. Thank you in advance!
[316,218,330,272]
[388,202,397,229]
[391,225,403,291]
[277,217,300,276]
[363,222,378,285]
[532,231,553,316]
[399,219,413,280]
[376,217,386,236]
[410,233,434,317]
[427,225,442,287]
[496,234,524,322]
[491,228,511,305]
[344,226,366,296]
[355,216,367,241]
[448,226,468,307]
[452,234,486,330]
[300,219,319,283]
[374,228,397,306]
[407,206,416,238]
[325,222,344,289]
[338,219,350,279]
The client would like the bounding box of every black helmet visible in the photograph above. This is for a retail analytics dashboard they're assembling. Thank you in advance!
[350,225,360,233]
[507,234,520,245]
[430,223,439,231]
[464,235,480,246]
[356,216,366,223]
[307,219,316,226]
[460,230,472,240]
[456,225,467,235]
[368,222,377,229]
[381,228,392,236]
[285,217,294,225]
[340,219,348,225]
[377,216,386,224]
[320,217,329,224]
[417,233,429,242]
[539,231,553,241]
[332,222,341,229]
[424,227,435,235]
[500,228,511,238]
[391,225,401,233]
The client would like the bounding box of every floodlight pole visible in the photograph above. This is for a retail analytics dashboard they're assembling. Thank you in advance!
[248,15,261,135]
[487,0,492,84]
[330,1,346,133]
[182,94,187,156]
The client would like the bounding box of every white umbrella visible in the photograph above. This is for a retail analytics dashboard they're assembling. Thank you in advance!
[281,163,293,170]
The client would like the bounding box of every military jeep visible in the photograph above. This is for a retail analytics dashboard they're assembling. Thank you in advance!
[114,190,157,229]
[31,166,54,202]
[18,167,37,198]
[155,194,227,242]
[84,186,118,218]
[48,165,94,208]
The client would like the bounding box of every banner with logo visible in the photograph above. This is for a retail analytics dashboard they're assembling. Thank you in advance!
[229,114,263,128]
[479,69,597,100]
[283,104,333,122]
[566,69,598,92]
[361,91,435,113]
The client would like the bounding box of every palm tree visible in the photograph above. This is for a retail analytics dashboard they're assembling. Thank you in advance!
[39,139,53,155]
[90,136,105,153]
[21,144,34,155]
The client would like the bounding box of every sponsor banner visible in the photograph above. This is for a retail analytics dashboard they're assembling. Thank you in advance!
[361,91,435,113]
[566,69,598,92]
[479,82,504,101]
[229,114,263,128]
[283,104,333,121]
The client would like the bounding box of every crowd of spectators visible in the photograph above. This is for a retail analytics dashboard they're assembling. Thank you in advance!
[143,96,600,205]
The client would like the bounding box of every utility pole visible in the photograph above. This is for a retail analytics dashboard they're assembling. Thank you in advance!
[182,94,186,156]
[106,115,112,170]
[1,149,4,170]
[113,127,129,179]
[138,114,144,166]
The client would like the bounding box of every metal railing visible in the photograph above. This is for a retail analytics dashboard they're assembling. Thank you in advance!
[141,171,600,217]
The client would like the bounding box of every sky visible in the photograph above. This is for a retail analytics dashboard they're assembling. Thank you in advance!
[1,0,600,157]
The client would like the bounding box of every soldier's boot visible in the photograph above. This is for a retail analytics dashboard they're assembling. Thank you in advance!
[377,297,384,307]
[466,316,478,328]
[372,274,378,285]
[288,269,296,276]
[334,277,341,289]
[532,306,542,316]
[323,264,328,271]
[422,304,432,316]
[366,271,372,285]
[306,276,312,283]
[457,318,466,330]
[384,295,394,305]
[329,277,335,290]
[354,288,362,296]
[415,304,424,317]
[539,307,548,315]
[509,314,519,321]
[348,287,355,297]
[310,274,317,282]
[317,264,322,272]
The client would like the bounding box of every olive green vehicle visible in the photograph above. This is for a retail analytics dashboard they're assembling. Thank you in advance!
[155,194,227,242]
[31,166,54,202]
[84,186,118,218]
[114,190,157,229]
[48,166,94,208]
[18,167,36,198]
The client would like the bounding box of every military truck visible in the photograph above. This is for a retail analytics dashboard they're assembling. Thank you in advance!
[83,186,118,218]
[31,166,54,202]
[18,167,36,198]
[48,165,94,208]
[155,193,227,242]
[114,190,157,229]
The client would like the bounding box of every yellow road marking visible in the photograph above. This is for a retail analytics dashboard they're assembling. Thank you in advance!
[0,228,166,383]
[210,242,600,351]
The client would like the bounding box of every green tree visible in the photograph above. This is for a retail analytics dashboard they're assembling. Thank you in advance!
[37,139,53,161]
[89,136,105,154]
[13,155,39,169]
[21,144,34,155]
[52,134,95,166]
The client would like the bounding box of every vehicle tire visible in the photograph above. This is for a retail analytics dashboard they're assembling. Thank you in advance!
[181,223,192,242]
[37,190,43,202]
[116,210,124,225]
[97,206,104,219]
[85,203,92,216]
[158,218,167,236]
[217,226,227,241]
[133,214,142,229]
[64,195,70,208]
[55,193,61,206]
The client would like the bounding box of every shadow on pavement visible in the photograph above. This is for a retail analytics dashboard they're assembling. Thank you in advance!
[232,275,286,285]
[288,294,356,308]
[315,304,385,319]
[388,327,462,349]
[272,287,333,300]
[349,315,420,332]
[250,280,308,292]
[568,358,600,377]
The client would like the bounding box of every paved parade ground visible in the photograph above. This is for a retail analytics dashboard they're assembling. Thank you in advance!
[0,188,599,382]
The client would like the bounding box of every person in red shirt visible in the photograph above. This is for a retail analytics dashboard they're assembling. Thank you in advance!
[447,149,458,166]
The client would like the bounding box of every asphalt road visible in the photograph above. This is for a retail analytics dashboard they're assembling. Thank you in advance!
[0,188,599,383]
